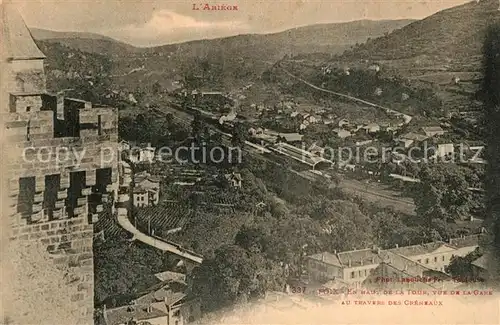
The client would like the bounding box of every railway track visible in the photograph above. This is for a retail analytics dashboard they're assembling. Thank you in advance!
[149,103,416,215]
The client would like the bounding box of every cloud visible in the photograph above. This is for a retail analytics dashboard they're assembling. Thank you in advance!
[107,10,250,46]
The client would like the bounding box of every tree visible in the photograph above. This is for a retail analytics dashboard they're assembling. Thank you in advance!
[413,164,472,231]
[231,123,246,148]
[372,209,408,248]
[152,81,161,95]
[191,112,204,142]
[445,248,484,282]
[191,245,284,312]
[313,200,373,251]
[235,225,268,253]
[94,239,169,305]
[165,113,174,127]
[482,25,500,251]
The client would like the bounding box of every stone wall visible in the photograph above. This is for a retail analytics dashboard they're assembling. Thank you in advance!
[8,216,95,322]
[3,93,119,325]
[6,59,46,93]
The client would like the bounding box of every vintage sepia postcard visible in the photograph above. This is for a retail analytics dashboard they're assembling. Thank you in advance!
[1,0,500,324]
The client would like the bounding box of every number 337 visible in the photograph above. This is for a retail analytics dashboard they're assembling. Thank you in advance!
[291,286,306,293]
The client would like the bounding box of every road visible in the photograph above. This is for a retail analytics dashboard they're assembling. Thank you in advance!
[116,159,204,264]
[340,178,416,215]
[116,211,203,263]
[154,102,416,215]
[301,170,416,215]
[278,67,413,125]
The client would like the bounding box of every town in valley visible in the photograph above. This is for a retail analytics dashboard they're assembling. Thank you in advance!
[3,0,500,324]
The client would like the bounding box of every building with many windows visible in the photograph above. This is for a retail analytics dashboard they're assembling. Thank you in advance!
[306,235,482,288]
[103,280,201,325]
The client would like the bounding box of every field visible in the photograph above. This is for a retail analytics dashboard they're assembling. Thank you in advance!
[94,208,131,240]
[134,202,193,236]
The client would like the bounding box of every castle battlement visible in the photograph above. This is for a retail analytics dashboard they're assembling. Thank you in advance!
[2,4,119,324]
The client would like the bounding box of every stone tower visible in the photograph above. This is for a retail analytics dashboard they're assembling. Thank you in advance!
[2,3,47,93]
[1,3,118,324]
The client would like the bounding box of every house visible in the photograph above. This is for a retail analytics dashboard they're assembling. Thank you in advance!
[290,111,299,118]
[368,64,380,72]
[302,114,319,124]
[307,248,384,287]
[332,128,351,139]
[388,235,481,273]
[471,253,490,282]
[103,280,201,325]
[397,133,428,148]
[387,242,458,273]
[422,126,445,137]
[139,146,156,163]
[362,123,380,134]
[314,107,327,115]
[119,140,131,152]
[338,119,350,128]
[129,143,156,163]
[133,172,160,207]
[128,93,138,104]
[309,143,325,156]
[355,139,373,146]
[363,251,457,290]
[275,132,304,143]
[307,235,482,288]
[154,271,186,283]
[218,111,237,125]
[437,143,454,158]
[224,172,242,188]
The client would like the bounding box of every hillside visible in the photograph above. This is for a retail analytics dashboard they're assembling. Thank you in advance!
[31,19,414,95]
[341,0,500,70]
[271,0,500,117]
[31,19,413,57]
[31,28,138,56]
[144,19,414,59]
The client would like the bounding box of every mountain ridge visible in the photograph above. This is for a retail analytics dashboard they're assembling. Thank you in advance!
[30,19,415,56]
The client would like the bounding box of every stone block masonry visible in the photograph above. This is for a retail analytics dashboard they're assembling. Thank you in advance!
[2,6,119,323]
[3,95,119,324]
[4,98,118,324]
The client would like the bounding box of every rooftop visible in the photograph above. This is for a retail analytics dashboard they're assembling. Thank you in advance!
[308,252,342,267]
[1,4,46,60]
[422,126,444,132]
[471,255,488,270]
[448,234,481,249]
[308,235,482,268]
[337,248,383,267]
[134,280,188,306]
[104,303,168,325]
[154,271,186,283]
[387,242,455,257]
[134,171,161,185]
[400,132,429,141]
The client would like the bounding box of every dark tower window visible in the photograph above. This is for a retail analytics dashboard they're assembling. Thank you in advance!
[44,174,60,220]
[26,120,31,141]
[18,177,35,217]
[67,171,85,218]
[98,115,102,136]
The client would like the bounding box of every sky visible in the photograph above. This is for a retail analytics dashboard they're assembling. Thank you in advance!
[6,0,471,46]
